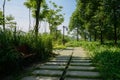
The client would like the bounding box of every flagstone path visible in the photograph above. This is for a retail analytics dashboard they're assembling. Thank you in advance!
[20,47,102,80]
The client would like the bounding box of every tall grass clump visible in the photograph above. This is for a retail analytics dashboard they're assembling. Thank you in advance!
[65,40,83,47]
[0,29,53,77]
[0,29,22,75]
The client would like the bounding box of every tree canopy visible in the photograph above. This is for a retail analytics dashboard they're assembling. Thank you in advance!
[69,0,120,44]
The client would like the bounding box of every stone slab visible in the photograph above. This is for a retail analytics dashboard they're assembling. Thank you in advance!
[53,58,69,60]
[56,56,70,59]
[37,65,65,70]
[71,60,91,63]
[49,61,68,63]
[71,60,91,62]
[65,78,101,80]
[66,71,100,77]
[35,61,67,68]
[72,57,90,60]
[68,66,96,71]
[70,62,93,66]
[50,59,68,62]
[32,70,62,76]
[47,61,67,64]
[21,76,59,80]
[45,62,67,65]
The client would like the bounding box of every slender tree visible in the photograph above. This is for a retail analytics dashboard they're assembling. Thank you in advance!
[24,0,64,38]
[24,0,44,38]
[34,0,42,38]
[45,2,64,34]
[104,0,120,44]
[2,0,6,31]
[2,0,11,31]
[24,1,32,30]
[0,10,3,25]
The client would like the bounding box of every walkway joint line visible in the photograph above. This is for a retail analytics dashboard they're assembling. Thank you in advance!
[60,48,74,80]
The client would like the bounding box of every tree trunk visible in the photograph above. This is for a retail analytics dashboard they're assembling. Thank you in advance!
[113,5,117,45]
[14,24,17,45]
[3,0,6,31]
[35,0,42,38]
[100,28,103,44]
[100,22,103,44]
[50,26,53,35]
[114,22,117,45]
[94,30,97,41]
[62,26,65,45]
[76,27,79,41]
[29,8,31,31]
[89,33,92,41]
[99,19,104,44]
[84,32,87,41]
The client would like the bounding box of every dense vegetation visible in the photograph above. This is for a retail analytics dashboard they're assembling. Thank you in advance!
[69,0,120,44]
[0,29,53,74]
[0,0,64,77]
[68,0,120,79]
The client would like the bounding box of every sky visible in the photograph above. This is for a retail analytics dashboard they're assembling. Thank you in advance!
[0,0,76,34]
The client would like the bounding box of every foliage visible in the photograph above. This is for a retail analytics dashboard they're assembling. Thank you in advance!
[0,29,22,75]
[24,0,64,40]
[24,0,44,38]
[0,29,53,76]
[53,44,66,50]
[45,1,64,34]
[65,41,82,47]
[69,0,120,44]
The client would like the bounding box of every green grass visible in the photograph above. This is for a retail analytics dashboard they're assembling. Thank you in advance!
[65,40,82,47]
[53,44,66,49]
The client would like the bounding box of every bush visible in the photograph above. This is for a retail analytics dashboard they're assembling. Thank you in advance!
[0,29,53,76]
[65,40,82,47]
[0,47,22,72]
[53,44,66,49]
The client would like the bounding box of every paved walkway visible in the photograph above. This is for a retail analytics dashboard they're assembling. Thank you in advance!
[20,47,101,80]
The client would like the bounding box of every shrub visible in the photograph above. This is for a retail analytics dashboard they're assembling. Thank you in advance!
[0,29,53,76]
